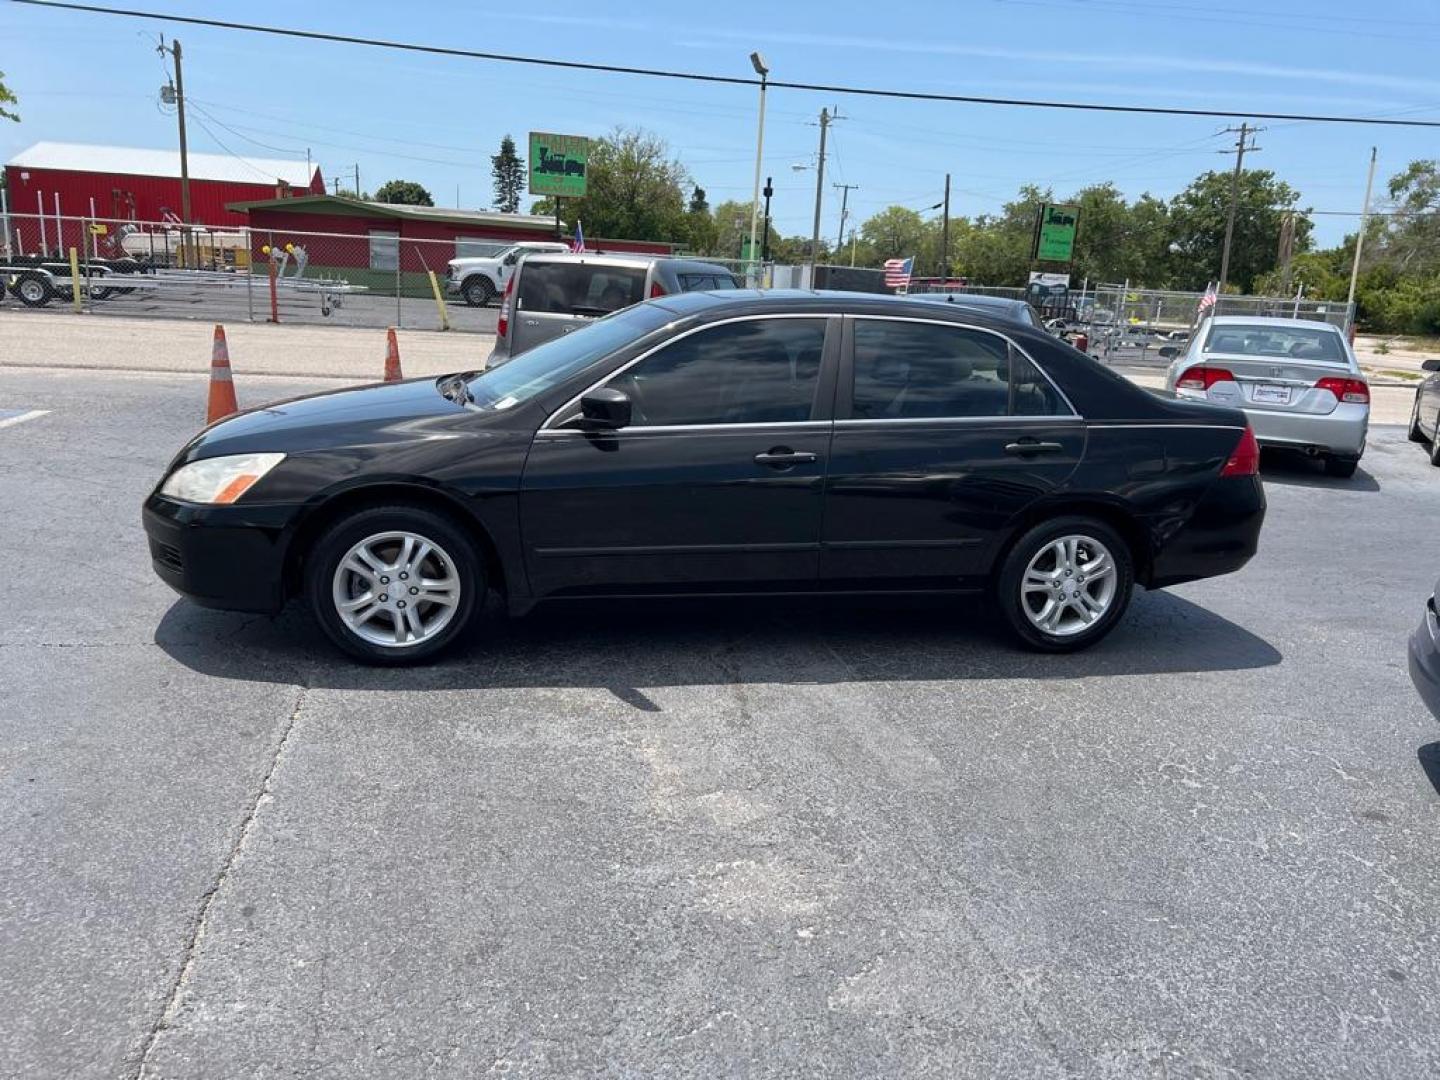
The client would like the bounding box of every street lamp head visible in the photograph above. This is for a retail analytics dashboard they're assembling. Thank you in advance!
[750,51,769,76]
[791,162,811,172]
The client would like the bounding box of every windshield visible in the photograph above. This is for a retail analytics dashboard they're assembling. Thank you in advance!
[1203,323,1347,364]
[465,303,673,412]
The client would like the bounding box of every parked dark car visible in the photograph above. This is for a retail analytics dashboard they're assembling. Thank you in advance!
[1409,581,1440,719]
[143,291,1266,664]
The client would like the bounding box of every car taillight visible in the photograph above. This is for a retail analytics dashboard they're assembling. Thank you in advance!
[1220,426,1259,477]
[650,281,666,298]
[497,276,514,339]
[1177,365,1235,391]
[1314,376,1369,404]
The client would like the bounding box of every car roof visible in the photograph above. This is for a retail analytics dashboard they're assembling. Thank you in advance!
[643,288,1030,331]
[1204,315,1342,332]
[906,292,1025,310]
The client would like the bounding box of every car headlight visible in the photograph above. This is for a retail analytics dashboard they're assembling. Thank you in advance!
[159,452,286,504]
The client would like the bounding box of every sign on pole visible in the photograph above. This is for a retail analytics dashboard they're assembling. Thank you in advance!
[528,132,590,198]
[1033,204,1079,262]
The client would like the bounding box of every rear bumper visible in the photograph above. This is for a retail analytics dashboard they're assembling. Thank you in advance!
[1409,597,1440,720]
[1245,402,1367,457]
[1148,474,1266,588]
[142,494,300,614]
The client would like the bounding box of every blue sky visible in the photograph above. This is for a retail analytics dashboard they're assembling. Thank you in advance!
[4,0,1440,247]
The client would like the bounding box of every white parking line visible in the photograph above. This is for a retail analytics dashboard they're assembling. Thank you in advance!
[0,409,50,430]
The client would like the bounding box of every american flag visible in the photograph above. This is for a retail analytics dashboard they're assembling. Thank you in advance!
[1197,281,1218,317]
[883,256,914,290]
[571,219,586,254]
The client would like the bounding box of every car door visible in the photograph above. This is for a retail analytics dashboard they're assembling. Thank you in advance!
[520,315,839,597]
[820,316,1085,587]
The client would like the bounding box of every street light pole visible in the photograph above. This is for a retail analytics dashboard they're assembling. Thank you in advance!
[747,52,769,283]
[761,176,774,263]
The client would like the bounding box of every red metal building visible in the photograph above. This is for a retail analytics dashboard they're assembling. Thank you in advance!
[3,141,323,233]
[230,194,673,272]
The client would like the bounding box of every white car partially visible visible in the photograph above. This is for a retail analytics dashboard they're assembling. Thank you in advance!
[1165,316,1368,478]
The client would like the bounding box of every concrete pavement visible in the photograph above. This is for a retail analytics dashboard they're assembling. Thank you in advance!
[3,364,1440,1077]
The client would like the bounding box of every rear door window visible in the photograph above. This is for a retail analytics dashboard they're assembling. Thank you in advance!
[518,263,646,315]
[849,319,1070,419]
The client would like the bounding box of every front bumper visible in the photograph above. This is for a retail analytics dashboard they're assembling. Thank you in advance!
[142,494,301,614]
[445,276,462,295]
[1147,474,1266,588]
[1409,596,1440,720]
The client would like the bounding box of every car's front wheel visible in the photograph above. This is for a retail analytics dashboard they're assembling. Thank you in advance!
[463,277,495,307]
[305,504,482,664]
[997,517,1134,652]
[1409,391,1427,443]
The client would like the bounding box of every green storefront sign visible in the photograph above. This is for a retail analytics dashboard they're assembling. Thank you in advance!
[529,132,590,198]
[1034,203,1079,262]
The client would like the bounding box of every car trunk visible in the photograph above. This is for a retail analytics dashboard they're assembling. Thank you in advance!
[1197,354,1353,415]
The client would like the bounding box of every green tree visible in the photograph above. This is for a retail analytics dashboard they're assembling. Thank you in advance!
[373,179,433,206]
[0,70,18,123]
[491,134,526,214]
[952,185,1049,285]
[859,206,931,263]
[688,185,710,216]
[1166,169,1309,292]
[533,126,689,243]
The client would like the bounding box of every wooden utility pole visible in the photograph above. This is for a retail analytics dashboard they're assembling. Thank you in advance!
[157,36,192,262]
[941,172,951,281]
[1218,122,1261,293]
[833,182,858,251]
[808,108,830,281]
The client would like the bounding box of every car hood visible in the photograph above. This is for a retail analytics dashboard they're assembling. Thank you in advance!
[174,377,481,463]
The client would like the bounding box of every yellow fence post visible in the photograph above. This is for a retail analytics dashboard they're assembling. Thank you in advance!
[426,270,451,331]
[68,247,83,313]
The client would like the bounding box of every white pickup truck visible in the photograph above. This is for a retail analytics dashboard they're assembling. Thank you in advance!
[445,241,569,307]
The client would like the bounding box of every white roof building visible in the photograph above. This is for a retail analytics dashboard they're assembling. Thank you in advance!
[5,141,319,186]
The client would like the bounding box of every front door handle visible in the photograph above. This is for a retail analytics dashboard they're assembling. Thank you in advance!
[754,448,818,468]
[1004,439,1065,456]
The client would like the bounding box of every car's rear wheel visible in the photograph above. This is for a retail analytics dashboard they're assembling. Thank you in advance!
[997,517,1134,652]
[463,277,495,307]
[305,505,482,664]
[1409,391,1427,443]
[1430,416,1440,467]
[1324,455,1359,479]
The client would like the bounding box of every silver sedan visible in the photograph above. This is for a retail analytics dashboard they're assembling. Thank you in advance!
[1164,316,1369,478]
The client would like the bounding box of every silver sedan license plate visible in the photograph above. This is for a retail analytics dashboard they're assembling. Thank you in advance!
[1252,383,1292,405]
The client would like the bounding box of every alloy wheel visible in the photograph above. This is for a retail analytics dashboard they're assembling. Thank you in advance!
[1019,534,1119,637]
[331,530,461,648]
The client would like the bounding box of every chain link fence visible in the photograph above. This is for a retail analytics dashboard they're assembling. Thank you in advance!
[0,212,498,332]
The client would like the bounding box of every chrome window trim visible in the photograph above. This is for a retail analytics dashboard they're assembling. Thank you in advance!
[535,419,833,438]
[540,313,836,432]
[833,415,1083,428]
[1086,422,1245,431]
[844,313,1080,420]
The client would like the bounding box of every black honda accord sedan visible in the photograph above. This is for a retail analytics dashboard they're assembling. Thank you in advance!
[144,290,1264,664]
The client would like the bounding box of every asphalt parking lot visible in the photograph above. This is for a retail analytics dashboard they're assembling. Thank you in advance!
[4,364,1440,1078]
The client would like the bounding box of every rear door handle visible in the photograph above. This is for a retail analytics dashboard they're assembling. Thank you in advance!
[754,448,818,468]
[1004,439,1065,456]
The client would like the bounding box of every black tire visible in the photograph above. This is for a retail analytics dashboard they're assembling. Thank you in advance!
[1324,455,1359,479]
[11,272,53,307]
[996,516,1134,653]
[1431,416,1440,467]
[304,504,484,665]
[462,276,495,307]
[1409,391,1427,443]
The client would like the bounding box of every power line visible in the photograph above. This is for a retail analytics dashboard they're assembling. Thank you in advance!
[15,0,1440,129]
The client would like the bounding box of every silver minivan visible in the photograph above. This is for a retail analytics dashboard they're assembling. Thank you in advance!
[488,253,742,366]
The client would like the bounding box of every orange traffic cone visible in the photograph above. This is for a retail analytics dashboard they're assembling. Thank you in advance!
[206,324,239,423]
[383,326,403,382]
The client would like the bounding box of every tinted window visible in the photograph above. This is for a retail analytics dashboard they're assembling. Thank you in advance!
[852,320,1010,419]
[677,273,741,291]
[606,318,827,426]
[851,319,1069,419]
[1203,323,1346,363]
[466,303,671,413]
[518,263,647,315]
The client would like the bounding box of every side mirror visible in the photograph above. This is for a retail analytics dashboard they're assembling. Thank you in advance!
[1158,345,1180,359]
[1423,358,1440,373]
[503,252,518,266]
[578,387,632,430]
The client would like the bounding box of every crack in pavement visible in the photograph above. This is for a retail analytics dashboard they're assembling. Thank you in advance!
[126,683,310,1080]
